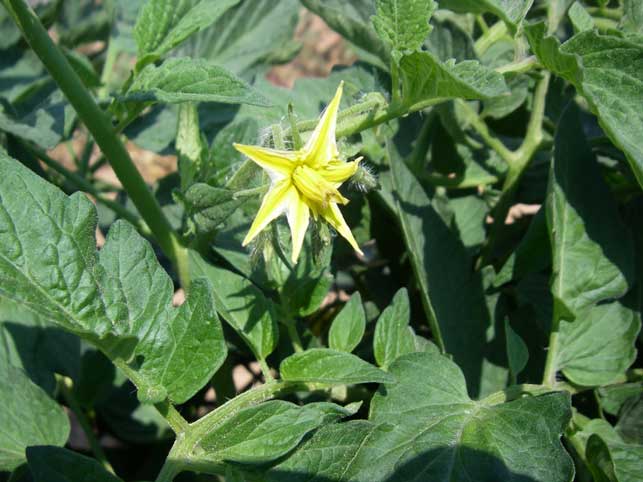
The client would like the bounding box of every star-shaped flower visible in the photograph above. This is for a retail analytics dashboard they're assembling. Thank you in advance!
[233,82,363,263]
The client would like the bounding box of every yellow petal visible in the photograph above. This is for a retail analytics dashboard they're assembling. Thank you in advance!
[242,179,295,246]
[292,164,348,207]
[320,202,363,255]
[286,191,310,264]
[233,143,297,181]
[320,157,362,184]
[303,82,343,167]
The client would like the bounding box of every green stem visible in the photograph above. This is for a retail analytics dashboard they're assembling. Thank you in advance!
[390,60,401,106]
[471,73,550,266]
[474,21,509,56]
[57,376,115,474]
[154,399,190,434]
[272,123,286,150]
[115,103,148,134]
[593,17,619,31]
[586,6,622,21]
[23,142,150,236]
[286,321,304,353]
[78,136,95,177]
[504,72,550,186]
[112,359,191,435]
[258,358,274,382]
[542,321,560,388]
[476,15,490,34]
[407,110,437,174]
[458,101,516,165]
[154,458,181,482]
[233,184,269,199]
[4,0,187,282]
[190,380,318,435]
[495,55,540,75]
[480,383,553,405]
[288,103,304,150]
[98,39,118,99]
[154,380,327,481]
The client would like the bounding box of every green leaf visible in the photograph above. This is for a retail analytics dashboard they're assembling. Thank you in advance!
[301,0,390,69]
[622,0,643,34]
[438,0,534,34]
[597,383,643,417]
[481,75,530,119]
[270,352,574,482]
[280,348,394,385]
[371,0,437,53]
[281,244,333,318]
[0,6,21,50]
[425,15,476,62]
[568,1,594,33]
[373,288,416,369]
[184,0,301,75]
[0,365,69,471]
[557,301,640,386]
[176,102,208,190]
[0,153,227,404]
[504,318,529,382]
[399,51,508,108]
[124,104,178,153]
[547,104,634,321]
[94,364,172,443]
[188,250,279,361]
[134,0,241,64]
[587,434,643,482]
[27,446,122,482]
[616,394,643,445]
[268,420,377,482]
[328,292,366,353]
[179,184,243,235]
[380,144,505,397]
[0,90,68,149]
[525,23,643,188]
[123,58,270,106]
[198,400,359,464]
[449,194,489,254]
[572,419,643,482]
[0,298,80,395]
[367,353,573,481]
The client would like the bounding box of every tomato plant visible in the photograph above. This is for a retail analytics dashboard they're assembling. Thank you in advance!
[0,0,641,481]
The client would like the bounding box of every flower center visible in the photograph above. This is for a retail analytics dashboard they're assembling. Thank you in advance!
[292,165,348,208]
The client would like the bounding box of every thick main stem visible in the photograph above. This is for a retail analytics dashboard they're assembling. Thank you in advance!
[4,0,187,280]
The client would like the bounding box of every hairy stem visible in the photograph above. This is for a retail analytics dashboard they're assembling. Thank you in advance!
[4,0,188,286]
[112,359,191,436]
[154,400,190,434]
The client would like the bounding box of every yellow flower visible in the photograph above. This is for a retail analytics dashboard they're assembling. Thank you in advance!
[233,82,363,263]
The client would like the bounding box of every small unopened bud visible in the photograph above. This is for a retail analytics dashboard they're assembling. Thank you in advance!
[350,162,379,192]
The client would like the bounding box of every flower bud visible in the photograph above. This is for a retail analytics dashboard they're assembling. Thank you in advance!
[350,162,379,192]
